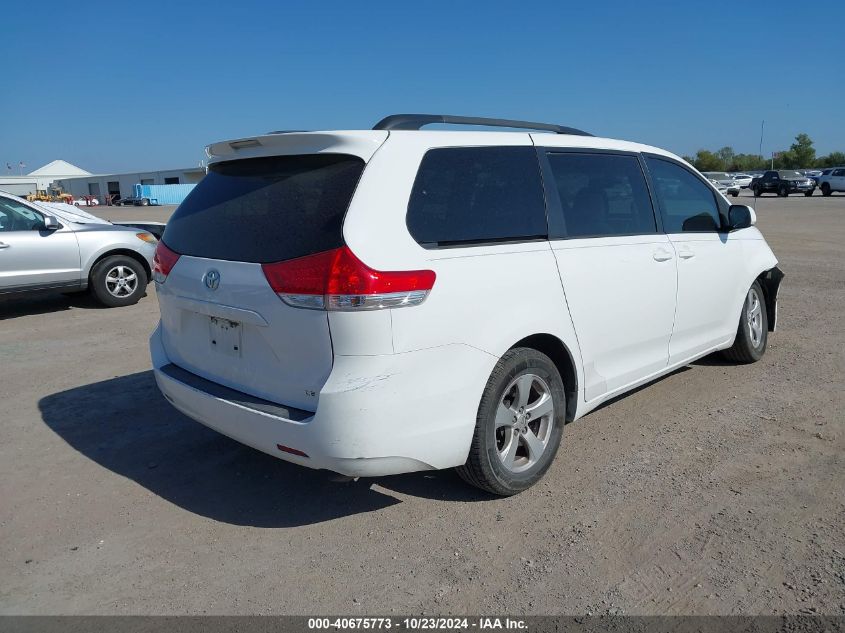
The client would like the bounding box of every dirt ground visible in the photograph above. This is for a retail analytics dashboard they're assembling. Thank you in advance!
[1,192,843,615]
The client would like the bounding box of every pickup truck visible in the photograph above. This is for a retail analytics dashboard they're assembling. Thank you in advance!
[751,170,816,197]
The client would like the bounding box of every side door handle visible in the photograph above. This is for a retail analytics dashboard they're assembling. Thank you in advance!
[678,247,695,259]
[653,248,673,262]
[0,242,9,249]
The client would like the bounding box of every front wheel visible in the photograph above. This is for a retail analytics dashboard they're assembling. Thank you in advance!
[89,255,147,308]
[778,186,789,197]
[140,198,150,206]
[722,281,768,363]
[753,185,762,197]
[804,189,814,197]
[456,348,565,496]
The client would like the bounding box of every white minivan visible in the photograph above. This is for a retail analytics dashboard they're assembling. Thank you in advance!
[150,115,783,495]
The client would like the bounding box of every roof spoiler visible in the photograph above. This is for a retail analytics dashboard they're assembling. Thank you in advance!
[373,114,592,136]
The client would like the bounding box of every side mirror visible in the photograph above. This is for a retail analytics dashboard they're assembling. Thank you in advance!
[728,205,756,230]
[42,215,60,231]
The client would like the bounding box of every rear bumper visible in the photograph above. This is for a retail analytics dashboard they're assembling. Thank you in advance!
[150,324,495,477]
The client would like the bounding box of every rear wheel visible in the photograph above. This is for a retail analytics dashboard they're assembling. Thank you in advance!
[456,348,565,496]
[722,281,768,363]
[89,255,147,308]
[753,185,762,197]
[804,189,814,197]
[821,183,832,196]
[778,185,788,197]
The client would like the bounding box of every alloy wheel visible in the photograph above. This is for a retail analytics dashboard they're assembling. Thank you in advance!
[494,373,555,473]
[105,265,138,298]
[746,287,763,349]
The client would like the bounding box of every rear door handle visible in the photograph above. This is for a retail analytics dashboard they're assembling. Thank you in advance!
[678,248,695,259]
[653,248,673,262]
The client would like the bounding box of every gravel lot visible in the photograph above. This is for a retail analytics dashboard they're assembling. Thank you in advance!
[1,192,843,615]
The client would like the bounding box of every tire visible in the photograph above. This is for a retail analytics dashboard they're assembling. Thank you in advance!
[140,198,150,206]
[821,183,831,196]
[804,189,813,197]
[731,191,739,197]
[456,348,566,496]
[778,185,788,197]
[721,281,768,364]
[753,185,762,197]
[89,255,147,308]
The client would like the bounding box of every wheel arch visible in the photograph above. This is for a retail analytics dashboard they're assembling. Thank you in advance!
[510,333,578,422]
[88,249,152,285]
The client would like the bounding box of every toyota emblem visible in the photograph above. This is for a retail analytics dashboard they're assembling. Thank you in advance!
[204,269,221,290]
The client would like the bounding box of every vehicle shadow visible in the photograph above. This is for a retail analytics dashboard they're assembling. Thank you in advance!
[0,290,148,320]
[691,353,736,367]
[0,293,93,319]
[38,371,492,528]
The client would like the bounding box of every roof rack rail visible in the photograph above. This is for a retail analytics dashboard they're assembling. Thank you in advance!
[373,114,592,136]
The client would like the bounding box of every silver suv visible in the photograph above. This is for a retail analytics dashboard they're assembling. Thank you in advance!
[0,192,157,307]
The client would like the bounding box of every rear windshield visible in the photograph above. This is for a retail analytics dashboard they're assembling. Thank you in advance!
[163,154,365,263]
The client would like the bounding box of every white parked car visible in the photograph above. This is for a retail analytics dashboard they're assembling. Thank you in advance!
[707,176,740,198]
[703,172,741,197]
[817,167,845,196]
[729,173,754,188]
[150,114,784,495]
[73,197,99,207]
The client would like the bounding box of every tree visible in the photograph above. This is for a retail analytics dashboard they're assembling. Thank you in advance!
[729,153,768,172]
[716,146,735,170]
[789,133,816,168]
[692,150,723,171]
[774,150,797,169]
[816,151,845,168]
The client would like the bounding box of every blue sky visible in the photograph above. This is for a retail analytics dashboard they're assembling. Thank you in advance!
[2,0,843,173]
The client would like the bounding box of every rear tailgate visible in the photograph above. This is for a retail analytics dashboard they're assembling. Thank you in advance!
[155,133,387,411]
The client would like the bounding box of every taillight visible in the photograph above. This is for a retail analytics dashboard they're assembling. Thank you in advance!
[261,246,435,311]
[153,241,181,283]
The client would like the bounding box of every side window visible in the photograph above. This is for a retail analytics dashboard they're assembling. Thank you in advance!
[646,157,722,233]
[545,152,656,238]
[0,199,44,232]
[834,169,845,177]
[406,147,547,247]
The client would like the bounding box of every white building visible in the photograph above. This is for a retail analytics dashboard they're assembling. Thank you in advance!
[56,166,206,202]
[0,160,92,196]
[0,159,206,201]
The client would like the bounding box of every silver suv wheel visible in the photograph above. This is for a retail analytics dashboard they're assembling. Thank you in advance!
[105,265,139,298]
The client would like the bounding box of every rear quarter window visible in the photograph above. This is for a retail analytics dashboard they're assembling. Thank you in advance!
[163,154,365,263]
[406,146,547,247]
